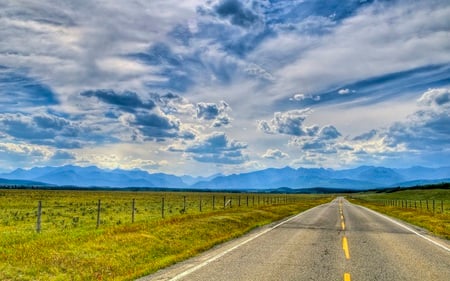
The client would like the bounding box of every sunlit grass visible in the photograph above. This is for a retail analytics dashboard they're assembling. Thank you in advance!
[0,189,332,280]
[349,188,450,239]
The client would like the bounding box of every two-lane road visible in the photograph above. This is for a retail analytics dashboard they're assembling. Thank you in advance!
[140,198,450,281]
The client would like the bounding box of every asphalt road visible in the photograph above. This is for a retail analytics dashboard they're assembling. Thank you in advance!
[139,198,450,281]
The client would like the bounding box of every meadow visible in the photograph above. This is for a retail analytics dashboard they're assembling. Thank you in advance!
[0,189,332,280]
[349,186,450,239]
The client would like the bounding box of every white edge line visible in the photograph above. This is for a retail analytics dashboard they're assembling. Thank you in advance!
[354,202,450,253]
[169,204,325,281]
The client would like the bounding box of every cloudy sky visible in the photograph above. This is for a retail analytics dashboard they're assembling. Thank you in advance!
[0,0,449,176]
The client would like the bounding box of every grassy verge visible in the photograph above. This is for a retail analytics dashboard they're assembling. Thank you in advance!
[0,190,332,280]
[348,188,450,240]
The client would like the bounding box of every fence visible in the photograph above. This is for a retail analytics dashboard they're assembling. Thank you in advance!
[369,199,449,214]
[0,191,301,233]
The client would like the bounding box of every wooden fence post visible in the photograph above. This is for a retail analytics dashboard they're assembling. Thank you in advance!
[183,196,186,213]
[212,195,215,210]
[36,201,42,233]
[223,196,226,208]
[441,200,444,213]
[199,197,202,212]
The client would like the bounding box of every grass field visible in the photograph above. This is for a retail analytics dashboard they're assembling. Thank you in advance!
[0,189,332,280]
[349,187,450,239]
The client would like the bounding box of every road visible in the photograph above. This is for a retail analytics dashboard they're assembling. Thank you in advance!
[139,198,450,281]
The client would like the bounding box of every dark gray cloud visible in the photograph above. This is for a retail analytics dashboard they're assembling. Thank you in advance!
[0,66,58,109]
[353,129,378,141]
[129,112,180,139]
[81,89,155,112]
[196,102,220,120]
[196,101,232,127]
[384,88,450,152]
[384,111,450,151]
[318,125,341,140]
[182,132,248,164]
[215,0,259,28]
[0,113,103,149]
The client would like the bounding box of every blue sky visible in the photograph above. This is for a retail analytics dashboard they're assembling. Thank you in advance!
[0,0,449,176]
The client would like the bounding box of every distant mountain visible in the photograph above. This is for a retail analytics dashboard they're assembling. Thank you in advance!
[0,165,187,188]
[0,178,52,186]
[192,165,450,190]
[1,165,449,190]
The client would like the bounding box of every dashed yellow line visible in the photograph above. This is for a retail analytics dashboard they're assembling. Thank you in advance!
[344,272,351,281]
[341,221,346,231]
[342,236,350,259]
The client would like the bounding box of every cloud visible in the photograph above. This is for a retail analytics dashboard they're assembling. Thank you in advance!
[0,66,58,109]
[338,88,350,95]
[318,125,341,140]
[418,88,450,107]
[258,109,317,136]
[196,102,220,120]
[214,0,260,28]
[81,89,155,112]
[196,101,232,127]
[383,87,450,152]
[0,112,110,149]
[262,148,288,160]
[51,150,76,160]
[0,142,57,169]
[290,128,341,152]
[290,93,321,102]
[171,132,248,164]
[353,129,378,141]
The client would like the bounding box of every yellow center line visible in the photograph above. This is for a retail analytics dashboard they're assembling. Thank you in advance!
[342,236,350,259]
[344,272,351,281]
[341,221,346,231]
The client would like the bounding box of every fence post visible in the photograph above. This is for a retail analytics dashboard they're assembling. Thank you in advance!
[183,196,186,213]
[238,196,241,207]
[212,195,215,210]
[426,200,429,211]
[96,199,101,228]
[162,197,165,218]
[132,199,135,223]
[224,196,226,208]
[441,200,444,213]
[199,197,202,212]
[433,200,435,214]
[246,196,249,207]
[36,201,42,233]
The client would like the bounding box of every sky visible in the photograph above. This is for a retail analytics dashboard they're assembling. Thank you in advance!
[0,0,449,176]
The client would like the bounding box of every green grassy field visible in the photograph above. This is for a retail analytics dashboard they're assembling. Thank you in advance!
[0,189,332,280]
[349,187,450,239]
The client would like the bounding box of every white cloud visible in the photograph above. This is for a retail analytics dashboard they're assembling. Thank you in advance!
[262,148,288,160]
[417,88,450,107]
[266,1,450,96]
[338,88,350,95]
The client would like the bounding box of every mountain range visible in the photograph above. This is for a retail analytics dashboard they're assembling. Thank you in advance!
[1,165,450,191]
